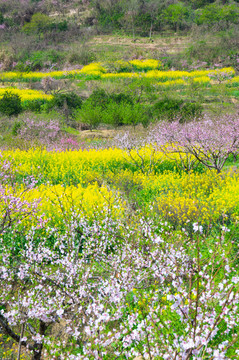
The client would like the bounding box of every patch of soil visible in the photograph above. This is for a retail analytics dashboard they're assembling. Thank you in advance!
[79,129,116,139]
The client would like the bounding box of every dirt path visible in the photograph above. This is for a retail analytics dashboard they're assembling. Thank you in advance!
[88,35,191,54]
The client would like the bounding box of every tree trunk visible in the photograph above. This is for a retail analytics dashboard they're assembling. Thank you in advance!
[32,348,43,360]
[31,321,48,360]
[149,20,153,39]
[63,98,70,125]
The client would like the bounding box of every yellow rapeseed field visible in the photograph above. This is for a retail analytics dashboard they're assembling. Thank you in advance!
[1,147,238,228]
[0,88,53,102]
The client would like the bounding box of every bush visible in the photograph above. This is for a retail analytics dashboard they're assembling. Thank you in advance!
[109,93,134,105]
[14,50,65,72]
[68,47,96,65]
[87,89,134,109]
[153,98,202,122]
[50,20,68,32]
[102,101,133,127]
[0,11,4,24]
[52,92,83,111]
[77,89,150,128]
[180,102,203,122]
[153,98,183,120]
[87,89,109,109]
[75,102,102,130]
[11,121,21,136]
[196,4,239,27]
[75,100,150,129]
[103,102,150,128]
[23,99,47,113]
[161,2,193,32]
[0,91,22,117]
[22,13,52,36]
[47,92,83,124]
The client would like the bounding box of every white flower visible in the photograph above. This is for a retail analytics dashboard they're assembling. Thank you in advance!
[193,223,203,234]
[56,309,64,317]
[85,326,91,336]
[213,349,225,359]
[221,226,230,232]
[182,338,195,350]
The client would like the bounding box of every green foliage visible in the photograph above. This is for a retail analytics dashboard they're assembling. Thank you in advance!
[68,48,96,65]
[87,89,109,108]
[80,89,142,127]
[37,49,63,65]
[87,89,134,108]
[191,0,216,10]
[52,92,83,110]
[153,98,183,120]
[180,102,203,122]
[19,50,65,71]
[50,20,68,32]
[22,13,52,35]
[109,92,134,105]
[0,11,4,24]
[0,92,22,117]
[196,4,239,27]
[75,89,149,128]
[162,2,192,31]
[153,98,202,122]
[102,101,149,128]
[11,121,21,136]
[23,99,46,113]
[92,0,124,31]
[75,102,102,130]
[46,92,83,123]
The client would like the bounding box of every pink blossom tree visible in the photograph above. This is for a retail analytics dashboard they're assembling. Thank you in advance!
[151,115,239,172]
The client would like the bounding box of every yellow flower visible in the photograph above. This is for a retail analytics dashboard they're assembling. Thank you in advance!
[0,88,53,102]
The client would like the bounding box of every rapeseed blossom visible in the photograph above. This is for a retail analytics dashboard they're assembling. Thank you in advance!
[0,88,53,101]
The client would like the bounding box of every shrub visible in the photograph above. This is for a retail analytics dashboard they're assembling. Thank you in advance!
[87,88,109,109]
[153,98,203,122]
[75,102,102,130]
[103,101,133,127]
[0,11,4,24]
[180,102,203,122]
[77,98,150,129]
[52,92,83,111]
[50,20,68,32]
[25,50,64,71]
[196,4,239,27]
[0,91,22,117]
[109,92,134,105]
[153,98,183,120]
[161,2,193,32]
[68,47,96,65]
[75,99,150,129]
[23,99,46,113]
[11,121,21,136]
[22,13,52,36]
[87,89,134,108]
